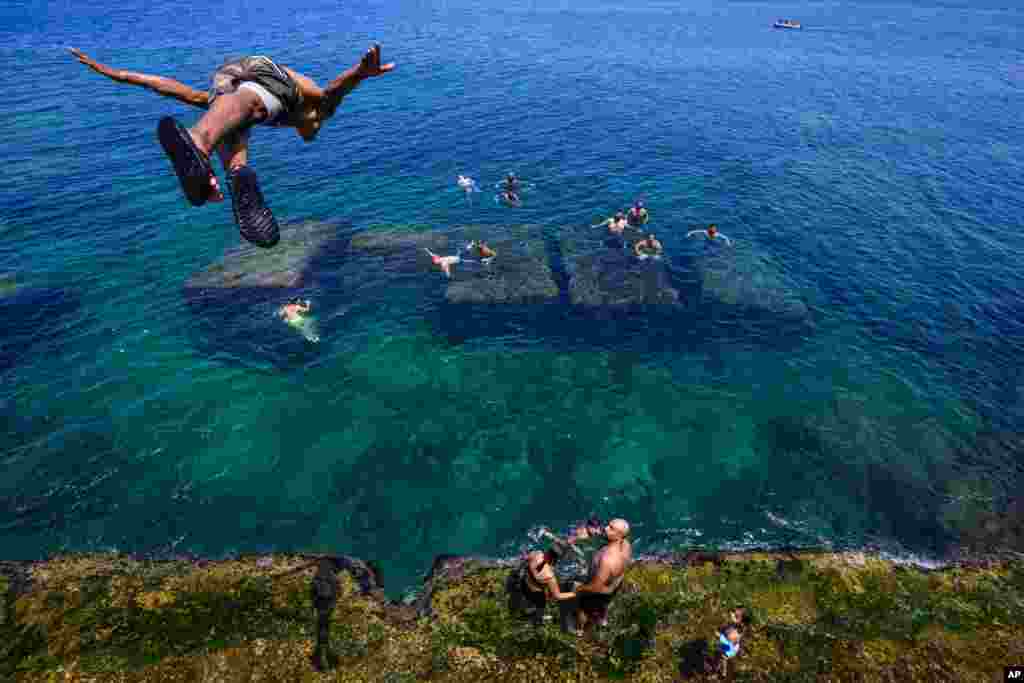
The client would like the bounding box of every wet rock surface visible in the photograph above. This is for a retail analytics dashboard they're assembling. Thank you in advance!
[562,234,680,307]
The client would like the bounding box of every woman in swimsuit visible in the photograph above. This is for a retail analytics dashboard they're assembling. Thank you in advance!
[518,545,576,624]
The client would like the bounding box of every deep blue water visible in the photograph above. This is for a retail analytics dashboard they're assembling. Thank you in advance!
[2,0,1023,594]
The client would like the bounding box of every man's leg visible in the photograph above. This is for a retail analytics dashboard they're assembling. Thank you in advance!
[216,129,280,248]
[217,129,250,176]
[159,88,265,207]
[191,89,268,160]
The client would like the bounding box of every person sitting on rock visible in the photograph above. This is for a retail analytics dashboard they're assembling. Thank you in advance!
[687,223,732,246]
[424,248,461,278]
[706,623,742,676]
[633,233,663,259]
[570,518,632,636]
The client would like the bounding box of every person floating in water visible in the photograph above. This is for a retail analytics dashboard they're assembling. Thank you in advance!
[424,248,461,278]
[278,298,319,342]
[466,240,497,263]
[69,46,395,249]
[503,172,521,195]
[687,224,732,246]
[457,175,478,201]
[633,233,663,259]
[626,200,649,227]
[593,212,628,249]
[496,173,522,206]
[593,212,628,234]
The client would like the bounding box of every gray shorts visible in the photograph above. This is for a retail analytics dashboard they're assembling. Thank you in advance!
[209,56,302,126]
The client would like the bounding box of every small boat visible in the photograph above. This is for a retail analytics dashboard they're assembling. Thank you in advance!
[773,19,802,29]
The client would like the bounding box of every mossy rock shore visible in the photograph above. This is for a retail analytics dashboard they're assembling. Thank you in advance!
[2,551,1022,681]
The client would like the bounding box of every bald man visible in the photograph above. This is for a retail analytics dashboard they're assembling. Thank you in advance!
[570,518,632,635]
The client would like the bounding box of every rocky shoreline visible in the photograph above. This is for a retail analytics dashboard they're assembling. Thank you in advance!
[2,549,1021,681]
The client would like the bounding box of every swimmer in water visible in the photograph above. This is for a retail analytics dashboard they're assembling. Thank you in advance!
[278,298,319,342]
[626,200,649,227]
[495,172,526,205]
[466,240,497,263]
[424,248,461,278]
[593,212,628,234]
[633,233,663,259]
[687,224,732,246]
[503,172,521,194]
[457,174,478,201]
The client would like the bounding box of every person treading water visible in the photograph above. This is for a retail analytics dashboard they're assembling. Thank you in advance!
[278,298,320,343]
[633,233,663,259]
[626,200,649,227]
[457,175,478,202]
[69,45,395,248]
[496,173,523,206]
[687,224,732,246]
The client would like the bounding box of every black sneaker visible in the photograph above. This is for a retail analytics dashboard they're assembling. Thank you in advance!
[230,166,280,248]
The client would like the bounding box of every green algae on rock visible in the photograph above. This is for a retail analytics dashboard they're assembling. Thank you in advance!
[2,551,1022,681]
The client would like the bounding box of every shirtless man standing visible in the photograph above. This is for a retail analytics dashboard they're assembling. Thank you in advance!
[570,518,632,635]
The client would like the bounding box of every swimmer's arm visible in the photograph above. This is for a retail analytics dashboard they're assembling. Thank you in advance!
[69,48,210,108]
[719,235,732,246]
[686,230,702,238]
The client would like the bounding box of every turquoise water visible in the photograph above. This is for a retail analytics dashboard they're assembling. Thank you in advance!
[2,0,1023,594]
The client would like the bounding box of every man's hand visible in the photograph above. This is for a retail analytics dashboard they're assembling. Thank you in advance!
[319,44,395,121]
[69,48,111,77]
[354,44,395,80]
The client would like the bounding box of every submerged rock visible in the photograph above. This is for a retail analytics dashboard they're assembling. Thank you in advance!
[692,244,809,321]
[348,225,559,305]
[444,237,559,305]
[563,236,680,307]
[348,227,449,255]
[182,222,351,364]
[0,280,82,373]
[184,221,345,298]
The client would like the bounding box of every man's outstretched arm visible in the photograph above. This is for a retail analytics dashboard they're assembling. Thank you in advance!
[319,44,395,119]
[69,48,210,109]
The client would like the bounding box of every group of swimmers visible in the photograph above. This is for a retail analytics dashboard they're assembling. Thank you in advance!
[592,198,732,263]
[457,172,529,206]
[426,239,498,278]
